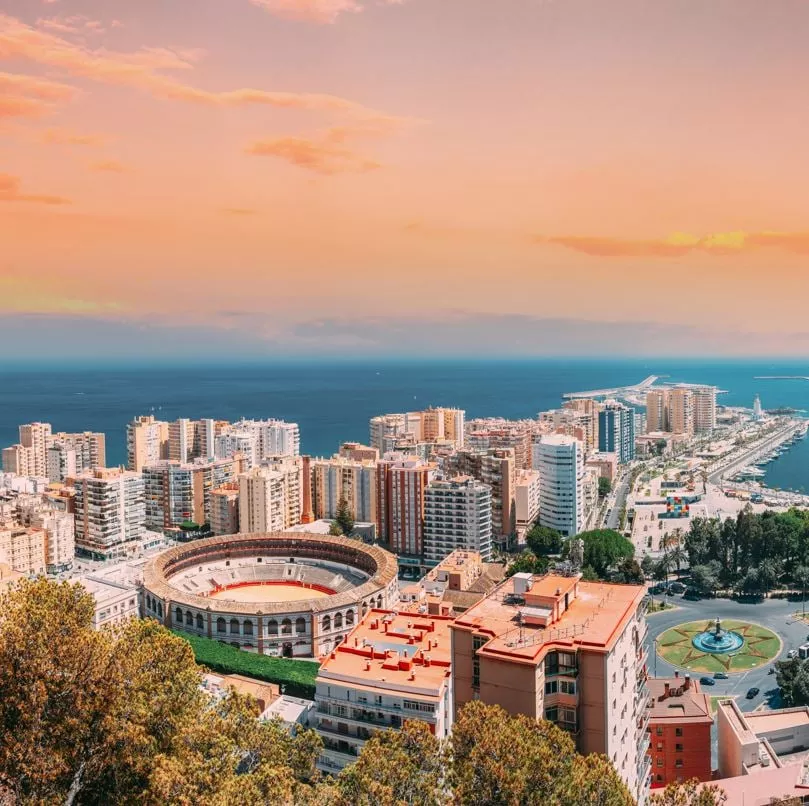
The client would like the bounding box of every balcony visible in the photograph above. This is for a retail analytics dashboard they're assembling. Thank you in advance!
[316,704,402,730]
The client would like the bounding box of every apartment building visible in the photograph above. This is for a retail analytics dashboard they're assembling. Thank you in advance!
[73,467,145,559]
[535,435,584,537]
[30,508,74,572]
[586,452,619,484]
[645,391,667,434]
[310,455,378,524]
[562,399,601,454]
[143,457,244,531]
[599,401,636,464]
[0,524,46,575]
[667,389,694,435]
[465,418,534,470]
[423,476,492,566]
[126,415,169,472]
[443,448,515,550]
[451,573,650,804]
[376,453,437,556]
[239,465,291,533]
[337,442,380,462]
[515,468,540,538]
[370,408,465,454]
[210,483,240,536]
[691,388,717,434]
[263,455,303,528]
[647,675,712,788]
[314,610,453,774]
[2,423,105,480]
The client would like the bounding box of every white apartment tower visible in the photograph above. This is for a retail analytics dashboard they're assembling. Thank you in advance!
[310,456,378,524]
[126,415,169,472]
[536,435,584,537]
[238,467,287,533]
[692,387,717,434]
[423,477,492,565]
[73,468,145,559]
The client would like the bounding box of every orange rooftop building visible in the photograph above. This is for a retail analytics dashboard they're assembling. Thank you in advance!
[314,609,453,774]
[647,674,713,788]
[451,572,651,804]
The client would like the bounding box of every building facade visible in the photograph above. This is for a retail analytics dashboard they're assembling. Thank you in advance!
[74,467,145,559]
[535,435,584,537]
[310,456,378,524]
[451,573,650,804]
[599,401,636,464]
[127,415,169,472]
[423,476,492,565]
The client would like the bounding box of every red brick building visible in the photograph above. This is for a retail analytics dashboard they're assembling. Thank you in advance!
[647,674,713,788]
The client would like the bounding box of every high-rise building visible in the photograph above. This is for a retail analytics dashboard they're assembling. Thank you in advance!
[423,476,492,565]
[13,498,75,573]
[238,466,287,533]
[561,399,602,455]
[143,457,243,530]
[645,391,667,434]
[443,448,515,549]
[73,468,145,559]
[667,389,694,435]
[216,419,300,463]
[168,418,195,463]
[19,422,52,477]
[370,409,465,454]
[598,401,635,464]
[451,573,650,804]
[310,456,377,524]
[2,423,104,480]
[126,415,169,472]
[210,483,240,536]
[515,468,541,537]
[0,525,46,575]
[262,455,303,529]
[535,435,584,537]
[376,453,436,556]
[691,388,717,434]
[465,418,535,470]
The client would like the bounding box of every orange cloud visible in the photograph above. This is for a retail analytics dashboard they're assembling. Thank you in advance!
[221,207,259,215]
[40,127,106,146]
[0,173,70,204]
[0,71,75,118]
[0,14,397,120]
[88,159,127,173]
[538,231,809,257]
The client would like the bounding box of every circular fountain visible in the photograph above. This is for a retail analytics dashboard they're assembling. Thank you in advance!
[691,617,744,654]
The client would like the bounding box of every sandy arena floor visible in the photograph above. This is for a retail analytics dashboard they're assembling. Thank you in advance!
[209,583,330,603]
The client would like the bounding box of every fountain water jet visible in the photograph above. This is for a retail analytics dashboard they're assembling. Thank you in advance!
[691,617,744,654]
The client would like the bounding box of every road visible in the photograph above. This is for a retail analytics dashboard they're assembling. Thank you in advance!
[645,594,809,765]
[606,470,631,530]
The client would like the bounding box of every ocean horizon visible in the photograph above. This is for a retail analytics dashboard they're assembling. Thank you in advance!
[2,357,808,491]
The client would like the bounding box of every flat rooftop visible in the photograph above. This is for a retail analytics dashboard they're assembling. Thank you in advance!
[745,708,809,734]
[318,609,453,699]
[453,574,645,663]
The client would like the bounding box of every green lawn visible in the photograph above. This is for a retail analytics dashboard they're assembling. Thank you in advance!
[174,631,319,698]
[656,620,781,674]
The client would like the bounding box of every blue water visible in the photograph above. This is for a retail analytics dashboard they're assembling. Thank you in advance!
[1,358,807,488]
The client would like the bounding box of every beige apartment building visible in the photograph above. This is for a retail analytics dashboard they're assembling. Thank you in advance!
[210,483,240,535]
[667,389,694,435]
[465,418,535,470]
[0,524,46,575]
[238,460,303,533]
[369,408,465,454]
[310,455,378,524]
[451,573,650,804]
[515,468,540,538]
[127,415,169,472]
[2,422,105,480]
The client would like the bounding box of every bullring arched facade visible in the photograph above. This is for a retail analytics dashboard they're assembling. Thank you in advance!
[141,532,398,657]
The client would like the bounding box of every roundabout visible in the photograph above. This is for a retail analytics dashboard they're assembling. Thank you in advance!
[656,618,781,674]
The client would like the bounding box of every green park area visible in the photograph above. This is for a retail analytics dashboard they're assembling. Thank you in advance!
[656,619,781,674]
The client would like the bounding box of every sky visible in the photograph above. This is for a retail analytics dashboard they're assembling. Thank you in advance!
[1,0,809,359]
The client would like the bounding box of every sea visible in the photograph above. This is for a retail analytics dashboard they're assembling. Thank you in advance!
[1,358,808,492]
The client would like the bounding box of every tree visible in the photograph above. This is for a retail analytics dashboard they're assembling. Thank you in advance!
[577,530,635,579]
[324,721,443,806]
[598,476,612,498]
[526,525,563,556]
[641,554,656,578]
[506,550,549,578]
[0,578,323,805]
[328,521,344,536]
[689,563,719,597]
[614,558,644,585]
[650,778,727,805]
[775,658,809,707]
[448,701,633,805]
[334,497,355,537]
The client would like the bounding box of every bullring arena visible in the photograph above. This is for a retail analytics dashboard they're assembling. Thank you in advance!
[141,532,399,657]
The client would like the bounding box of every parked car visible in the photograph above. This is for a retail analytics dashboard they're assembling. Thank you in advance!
[668,582,686,594]
[683,589,701,601]
[713,672,729,680]
[746,687,760,699]
[700,676,716,686]
[788,649,799,659]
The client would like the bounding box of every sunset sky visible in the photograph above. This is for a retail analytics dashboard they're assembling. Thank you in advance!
[2,0,808,359]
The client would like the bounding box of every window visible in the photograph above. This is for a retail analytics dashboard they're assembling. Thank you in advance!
[545,707,558,722]
[675,760,683,769]
[196,614,204,630]
[296,617,306,634]
[230,619,240,635]
[559,680,576,695]
[656,727,663,736]
[175,607,183,623]
[656,743,663,751]
[346,610,354,626]
[322,615,331,632]
[675,743,683,753]
[675,727,683,737]
[472,635,486,689]
[268,619,278,635]
[281,618,292,634]
[334,612,343,630]
[216,617,226,634]
[185,611,193,626]
[545,680,558,695]
[243,620,254,636]
[656,759,663,768]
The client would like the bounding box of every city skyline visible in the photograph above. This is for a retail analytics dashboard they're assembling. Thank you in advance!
[2,0,809,358]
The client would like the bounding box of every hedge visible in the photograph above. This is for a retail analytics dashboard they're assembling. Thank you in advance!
[174,631,319,699]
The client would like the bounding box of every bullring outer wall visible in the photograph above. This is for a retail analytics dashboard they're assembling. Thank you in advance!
[141,532,399,658]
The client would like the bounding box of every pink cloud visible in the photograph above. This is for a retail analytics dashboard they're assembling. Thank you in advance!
[248,0,405,23]
[0,71,76,118]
